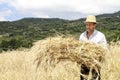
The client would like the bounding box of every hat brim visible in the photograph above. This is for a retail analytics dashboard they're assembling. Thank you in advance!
[84,21,98,24]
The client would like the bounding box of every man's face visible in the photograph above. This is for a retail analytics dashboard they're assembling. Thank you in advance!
[86,22,96,33]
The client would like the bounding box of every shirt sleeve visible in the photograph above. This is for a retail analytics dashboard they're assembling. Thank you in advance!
[79,33,83,41]
[100,34,108,50]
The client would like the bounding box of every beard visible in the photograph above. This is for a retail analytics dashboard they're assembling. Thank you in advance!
[86,28,94,33]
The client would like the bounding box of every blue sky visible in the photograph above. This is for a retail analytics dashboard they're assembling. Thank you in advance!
[0,0,120,21]
[0,3,22,20]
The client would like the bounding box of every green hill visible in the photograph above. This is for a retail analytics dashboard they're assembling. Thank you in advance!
[0,11,120,51]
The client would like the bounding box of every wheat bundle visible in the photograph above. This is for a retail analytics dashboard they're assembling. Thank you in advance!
[32,36,105,69]
[29,36,106,79]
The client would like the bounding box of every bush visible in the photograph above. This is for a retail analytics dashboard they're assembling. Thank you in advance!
[0,38,33,51]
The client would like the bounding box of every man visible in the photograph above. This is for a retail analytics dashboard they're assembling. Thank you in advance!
[79,15,107,80]
[79,15,107,48]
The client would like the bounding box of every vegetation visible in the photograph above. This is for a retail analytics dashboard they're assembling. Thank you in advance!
[0,11,120,51]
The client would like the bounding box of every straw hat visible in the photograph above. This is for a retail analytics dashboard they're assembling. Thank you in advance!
[85,15,96,23]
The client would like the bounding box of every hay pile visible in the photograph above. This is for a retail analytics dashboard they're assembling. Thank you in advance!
[29,36,105,79]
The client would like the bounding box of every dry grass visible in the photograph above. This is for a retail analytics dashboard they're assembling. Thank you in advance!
[0,36,119,80]
[101,42,120,80]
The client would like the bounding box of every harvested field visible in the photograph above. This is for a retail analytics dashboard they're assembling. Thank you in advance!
[0,36,119,80]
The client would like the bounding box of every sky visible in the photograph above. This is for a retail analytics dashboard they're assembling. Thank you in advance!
[0,0,120,21]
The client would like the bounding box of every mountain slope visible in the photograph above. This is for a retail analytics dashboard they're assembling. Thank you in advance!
[0,11,120,51]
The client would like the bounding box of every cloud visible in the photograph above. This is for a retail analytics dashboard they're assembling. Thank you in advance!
[1,0,120,21]
[94,0,120,13]
[31,12,50,18]
[0,0,4,3]
[7,0,120,13]
[0,16,6,21]
[0,9,12,21]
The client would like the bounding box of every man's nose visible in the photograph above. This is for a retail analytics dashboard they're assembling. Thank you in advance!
[86,25,90,28]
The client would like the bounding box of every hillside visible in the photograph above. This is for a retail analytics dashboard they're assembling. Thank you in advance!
[0,11,120,51]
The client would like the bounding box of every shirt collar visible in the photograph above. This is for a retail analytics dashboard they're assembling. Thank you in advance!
[84,29,97,38]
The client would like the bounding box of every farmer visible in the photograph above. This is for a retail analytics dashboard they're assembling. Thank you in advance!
[79,15,107,80]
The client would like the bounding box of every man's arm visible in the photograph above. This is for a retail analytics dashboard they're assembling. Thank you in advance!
[100,34,108,50]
